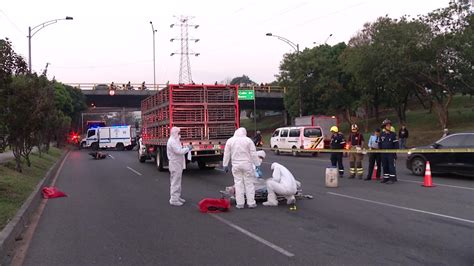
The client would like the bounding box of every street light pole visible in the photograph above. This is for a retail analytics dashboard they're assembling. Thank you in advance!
[150,21,157,90]
[324,33,333,45]
[28,16,73,73]
[266,33,302,117]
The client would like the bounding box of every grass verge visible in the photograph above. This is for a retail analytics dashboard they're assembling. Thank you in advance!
[0,148,63,230]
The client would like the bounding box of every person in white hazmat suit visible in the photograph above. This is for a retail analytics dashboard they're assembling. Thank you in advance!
[223,127,261,209]
[167,127,193,206]
[263,162,298,206]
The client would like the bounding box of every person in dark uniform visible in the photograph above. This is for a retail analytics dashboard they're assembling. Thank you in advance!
[379,119,399,184]
[253,131,263,147]
[329,126,345,178]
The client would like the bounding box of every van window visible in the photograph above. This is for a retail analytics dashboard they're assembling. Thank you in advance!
[280,129,289,137]
[87,129,96,138]
[289,129,300,137]
[304,128,322,138]
[272,130,280,137]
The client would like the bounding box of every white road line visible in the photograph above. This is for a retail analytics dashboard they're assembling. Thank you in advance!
[126,166,142,176]
[328,192,474,225]
[398,179,474,191]
[108,155,115,159]
[209,214,295,257]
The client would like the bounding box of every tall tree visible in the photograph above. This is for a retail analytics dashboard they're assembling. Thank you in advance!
[230,75,257,86]
[0,38,28,153]
[408,1,473,129]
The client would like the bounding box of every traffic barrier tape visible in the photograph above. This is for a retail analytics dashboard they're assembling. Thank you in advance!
[259,147,474,154]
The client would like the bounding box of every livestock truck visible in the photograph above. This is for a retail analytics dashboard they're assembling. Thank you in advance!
[138,84,239,171]
[295,115,339,149]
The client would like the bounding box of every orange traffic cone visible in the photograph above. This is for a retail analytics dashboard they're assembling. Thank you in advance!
[372,163,378,180]
[422,161,435,187]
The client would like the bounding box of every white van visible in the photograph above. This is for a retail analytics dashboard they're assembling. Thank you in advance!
[270,126,324,156]
[84,126,135,151]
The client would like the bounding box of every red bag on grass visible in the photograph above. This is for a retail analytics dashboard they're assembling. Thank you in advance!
[42,187,67,199]
[198,198,230,213]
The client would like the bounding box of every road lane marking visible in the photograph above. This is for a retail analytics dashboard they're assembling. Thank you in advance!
[398,179,474,191]
[11,151,70,266]
[126,166,142,176]
[108,154,115,159]
[328,192,474,225]
[209,214,295,257]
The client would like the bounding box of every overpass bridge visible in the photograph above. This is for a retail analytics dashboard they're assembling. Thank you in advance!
[70,83,285,111]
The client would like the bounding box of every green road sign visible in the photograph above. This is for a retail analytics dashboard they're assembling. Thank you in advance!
[238,89,255,100]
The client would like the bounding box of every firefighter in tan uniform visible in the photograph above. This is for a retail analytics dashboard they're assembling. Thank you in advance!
[347,124,365,179]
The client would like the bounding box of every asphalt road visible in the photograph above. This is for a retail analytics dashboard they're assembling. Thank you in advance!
[21,149,474,265]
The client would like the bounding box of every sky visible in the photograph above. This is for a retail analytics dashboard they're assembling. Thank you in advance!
[1,0,451,86]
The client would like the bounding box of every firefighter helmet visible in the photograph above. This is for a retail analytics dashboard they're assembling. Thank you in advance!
[381,119,392,127]
[330,126,339,133]
[351,124,359,132]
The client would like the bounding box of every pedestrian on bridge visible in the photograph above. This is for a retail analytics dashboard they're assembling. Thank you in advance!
[223,127,261,209]
[167,127,193,206]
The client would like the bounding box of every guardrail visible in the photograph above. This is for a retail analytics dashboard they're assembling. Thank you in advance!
[65,83,287,94]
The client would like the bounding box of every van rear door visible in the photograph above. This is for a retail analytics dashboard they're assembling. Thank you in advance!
[302,127,324,149]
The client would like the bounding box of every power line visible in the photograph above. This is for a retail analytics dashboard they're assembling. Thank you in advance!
[170,16,200,84]
[0,9,23,34]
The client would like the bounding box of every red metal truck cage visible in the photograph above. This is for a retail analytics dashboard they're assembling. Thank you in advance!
[139,84,239,170]
[141,84,239,146]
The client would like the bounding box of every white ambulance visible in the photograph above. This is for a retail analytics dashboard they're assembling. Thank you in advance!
[270,126,324,156]
[84,125,135,151]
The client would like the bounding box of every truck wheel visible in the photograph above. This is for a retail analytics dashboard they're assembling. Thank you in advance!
[156,148,165,172]
[116,143,125,151]
[312,152,319,157]
[79,142,86,150]
[273,145,280,155]
[198,161,215,170]
[138,150,146,163]
[91,142,99,151]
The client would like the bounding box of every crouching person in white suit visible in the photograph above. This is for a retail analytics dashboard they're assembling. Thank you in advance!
[263,162,298,206]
